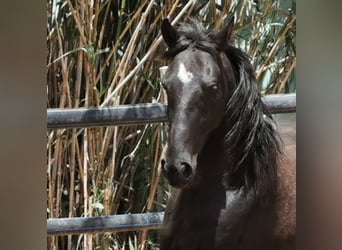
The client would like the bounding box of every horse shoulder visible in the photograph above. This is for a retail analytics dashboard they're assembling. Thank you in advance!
[274,114,296,240]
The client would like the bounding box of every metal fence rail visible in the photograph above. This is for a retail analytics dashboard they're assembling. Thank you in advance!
[47,94,296,129]
[47,93,296,236]
[47,212,164,236]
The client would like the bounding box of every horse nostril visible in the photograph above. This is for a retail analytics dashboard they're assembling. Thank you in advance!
[181,162,193,179]
[161,159,166,168]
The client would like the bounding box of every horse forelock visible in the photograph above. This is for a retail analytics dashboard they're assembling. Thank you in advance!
[163,19,218,59]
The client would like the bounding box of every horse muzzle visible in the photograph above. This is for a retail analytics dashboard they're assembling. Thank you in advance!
[161,159,194,189]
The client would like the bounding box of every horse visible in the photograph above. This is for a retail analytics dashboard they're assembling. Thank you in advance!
[159,18,296,250]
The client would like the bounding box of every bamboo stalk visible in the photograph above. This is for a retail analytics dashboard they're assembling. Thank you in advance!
[83,35,90,250]
[94,0,149,87]
[82,127,89,249]
[66,0,87,46]
[214,0,231,30]
[103,0,156,106]
[139,142,167,247]
[68,129,76,250]
[256,15,296,81]
[101,0,197,108]
[166,0,181,19]
[275,56,296,93]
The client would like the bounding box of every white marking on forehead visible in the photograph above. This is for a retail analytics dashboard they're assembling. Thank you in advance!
[177,63,193,84]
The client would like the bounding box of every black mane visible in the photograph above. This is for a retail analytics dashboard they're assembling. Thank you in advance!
[164,19,282,201]
[223,46,281,201]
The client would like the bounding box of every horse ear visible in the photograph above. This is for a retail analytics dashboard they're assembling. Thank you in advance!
[216,17,235,49]
[161,19,178,47]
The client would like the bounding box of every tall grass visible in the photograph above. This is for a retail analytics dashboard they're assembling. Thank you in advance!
[47,0,296,249]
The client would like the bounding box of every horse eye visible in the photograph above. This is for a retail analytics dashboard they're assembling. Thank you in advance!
[211,85,218,91]
[207,83,218,92]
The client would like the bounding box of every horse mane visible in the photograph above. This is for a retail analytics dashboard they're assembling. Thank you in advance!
[223,46,282,202]
[163,19,282,202]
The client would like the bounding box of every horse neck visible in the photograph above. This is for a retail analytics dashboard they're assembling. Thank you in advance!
[196,123,226,183]
[223,111,280,203]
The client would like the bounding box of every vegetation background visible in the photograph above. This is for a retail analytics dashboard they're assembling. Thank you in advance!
[47,0,296,249]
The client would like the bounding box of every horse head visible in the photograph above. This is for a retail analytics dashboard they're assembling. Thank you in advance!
[160,19,236,189]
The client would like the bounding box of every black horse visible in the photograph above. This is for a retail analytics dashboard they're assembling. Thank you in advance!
[159,18,296,250]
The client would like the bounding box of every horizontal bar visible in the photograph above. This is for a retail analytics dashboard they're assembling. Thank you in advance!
[47,212,164,236]
[47,103,168,129]
[47,94,295,129]
[262,93,296,114]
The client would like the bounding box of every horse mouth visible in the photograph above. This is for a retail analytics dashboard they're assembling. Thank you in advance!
[166,176,193,189]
